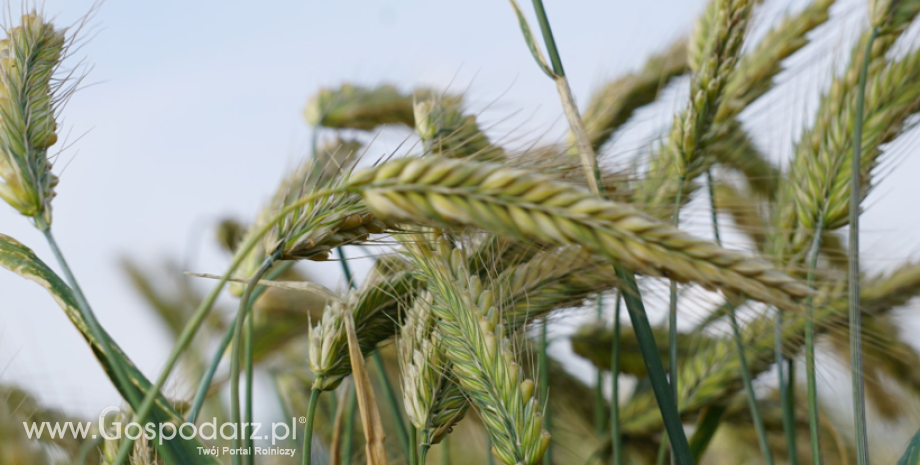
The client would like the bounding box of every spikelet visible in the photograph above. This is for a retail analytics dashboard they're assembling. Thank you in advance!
[717,0,836,122]
[0,13,66,227]
[308,262,420,390]
[414,96,504,162]
[785,41,920,254]
[347,156,812,312]
[671,0,753,176]
[406,237,550,465]
[398,291,468,445]
[304,83,435,130]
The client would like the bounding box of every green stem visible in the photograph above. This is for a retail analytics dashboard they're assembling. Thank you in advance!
[850,26,877,465]
[615,265,694,465]
[540,319,552,465]
[409,424,418,465]
[230,254,279,465]
[420,431,431,465]
[440,436,451,465]
[784,358,798,465]
[530,0,565,77]
[594,296,607,437]
[656,435,669,465]
[777,307,799,465]
[706,169,773,464]
[38,222,143,465]
[186,261,294,423]
[804,222,824,464]
[111,189,338,464]
[244,306,255,465]
[727,307,774,464]
[302,388,321,465]
[611,294,623,465]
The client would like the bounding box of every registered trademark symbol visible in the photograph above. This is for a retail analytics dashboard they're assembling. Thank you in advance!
[299,416,307,424]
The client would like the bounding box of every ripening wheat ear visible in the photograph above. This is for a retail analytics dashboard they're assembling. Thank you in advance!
[0,13,66,228]
[414,95,504,162]
[308,261,421,391]
[346,156,811,311]
[406,237,550,465]
[398,290,469,449]
[304,83,438,131]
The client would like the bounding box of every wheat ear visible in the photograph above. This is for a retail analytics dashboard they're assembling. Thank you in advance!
[0,13,66,226]
[305,83,436,130]
[347,156,811,311]
[407,237,550,465]
[414,95,504,162]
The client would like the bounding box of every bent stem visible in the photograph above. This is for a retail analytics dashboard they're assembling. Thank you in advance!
[37,220,143,458]
[187,261,295,423]
[113,188,338,464]
[302,388,321,465]
[231,254,280,465]
[849,26,877,465]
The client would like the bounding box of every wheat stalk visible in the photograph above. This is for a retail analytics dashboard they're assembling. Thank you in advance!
[347,156,811,311]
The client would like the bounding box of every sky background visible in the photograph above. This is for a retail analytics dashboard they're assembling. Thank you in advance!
[2,0,920,443]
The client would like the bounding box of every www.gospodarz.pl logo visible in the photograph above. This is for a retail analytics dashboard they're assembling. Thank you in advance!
[23,406,306,455]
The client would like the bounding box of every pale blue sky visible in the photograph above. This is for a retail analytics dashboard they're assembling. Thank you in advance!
[2,0,919,429]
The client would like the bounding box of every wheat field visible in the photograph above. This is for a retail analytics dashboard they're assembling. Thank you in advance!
[3,0,920,464]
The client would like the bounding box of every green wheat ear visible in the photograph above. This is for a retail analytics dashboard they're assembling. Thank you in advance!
[0,13,66,227]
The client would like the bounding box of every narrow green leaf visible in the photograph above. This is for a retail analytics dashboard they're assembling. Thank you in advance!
[898,428,920,465]
[0,233,218,465]
[507,0,558,78]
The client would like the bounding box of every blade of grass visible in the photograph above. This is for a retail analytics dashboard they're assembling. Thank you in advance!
[849,26,876,465]
[687,405,727,462]
[616,265,694,465]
